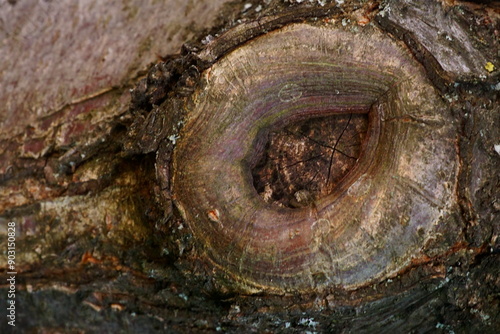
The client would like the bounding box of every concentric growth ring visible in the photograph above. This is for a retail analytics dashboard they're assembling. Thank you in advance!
[172,23,457,293]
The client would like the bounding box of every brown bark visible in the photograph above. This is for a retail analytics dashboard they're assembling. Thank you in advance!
[0,0,499,333]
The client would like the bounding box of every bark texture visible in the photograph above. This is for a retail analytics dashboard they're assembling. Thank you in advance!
[0,0,499,333]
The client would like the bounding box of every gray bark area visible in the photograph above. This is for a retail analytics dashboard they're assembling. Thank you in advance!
[0,0,499,333]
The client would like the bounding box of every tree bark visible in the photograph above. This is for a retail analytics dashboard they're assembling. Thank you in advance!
[0,0,499,333]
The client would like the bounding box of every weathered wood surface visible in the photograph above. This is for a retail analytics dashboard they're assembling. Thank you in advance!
[0,0,499,332]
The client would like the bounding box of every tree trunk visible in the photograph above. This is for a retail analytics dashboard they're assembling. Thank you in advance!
[1,0,499,333]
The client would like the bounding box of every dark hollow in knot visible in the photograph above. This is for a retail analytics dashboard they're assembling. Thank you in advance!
[251,113,370,208]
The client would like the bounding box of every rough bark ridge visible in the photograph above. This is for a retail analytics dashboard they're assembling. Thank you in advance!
[0,0,499,333]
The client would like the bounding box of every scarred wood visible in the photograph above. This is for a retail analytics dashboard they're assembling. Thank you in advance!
[172,22,459,293]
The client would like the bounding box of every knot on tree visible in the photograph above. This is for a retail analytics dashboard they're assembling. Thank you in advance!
[151,21,458,294]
